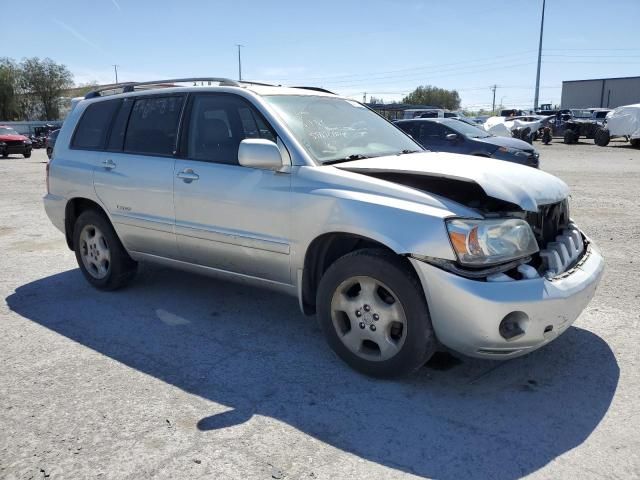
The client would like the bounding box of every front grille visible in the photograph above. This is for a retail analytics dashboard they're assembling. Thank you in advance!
[4,140,24,147]
[526,199,570,249]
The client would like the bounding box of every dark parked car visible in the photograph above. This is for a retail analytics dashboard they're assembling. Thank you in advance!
[46,129,60,159]
[395,118,539,168]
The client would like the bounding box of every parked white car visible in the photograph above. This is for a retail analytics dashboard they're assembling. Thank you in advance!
[483,115,549,138]
[44,78,604,377]
[594,103,640,147]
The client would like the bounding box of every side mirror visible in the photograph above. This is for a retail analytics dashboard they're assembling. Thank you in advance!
[445,133,459,141]
[238,139,283,170]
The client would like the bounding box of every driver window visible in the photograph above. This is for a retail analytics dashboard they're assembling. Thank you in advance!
[186,95,276,164]
[419,122,446,141]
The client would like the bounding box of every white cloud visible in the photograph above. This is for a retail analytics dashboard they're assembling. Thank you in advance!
[54,19,100,50]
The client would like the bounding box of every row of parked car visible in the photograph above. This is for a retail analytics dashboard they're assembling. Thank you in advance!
[402,104,640,150]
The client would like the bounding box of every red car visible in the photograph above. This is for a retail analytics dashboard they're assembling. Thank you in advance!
[0,126,33,158]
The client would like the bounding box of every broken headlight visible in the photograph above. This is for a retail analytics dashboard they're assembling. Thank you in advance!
[446,218,539,266]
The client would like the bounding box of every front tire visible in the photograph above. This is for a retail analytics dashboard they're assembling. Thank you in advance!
[594,128,610,146]
[316,249,436,378]
[73,210,137,290]
[23,152,31,158]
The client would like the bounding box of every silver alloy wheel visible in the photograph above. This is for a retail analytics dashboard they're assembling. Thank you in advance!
[79,224,111,280]
[330,275,408,362]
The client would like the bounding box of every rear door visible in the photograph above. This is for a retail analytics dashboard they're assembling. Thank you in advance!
[93,94,185,258]
[173,93,292,284]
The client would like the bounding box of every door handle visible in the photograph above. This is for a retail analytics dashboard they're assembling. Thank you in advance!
[177,168,199,183]
[102,159,116,170]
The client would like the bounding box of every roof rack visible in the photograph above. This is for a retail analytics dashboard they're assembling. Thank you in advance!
[84,77,240,99]
[84,77,336,99]
[290,86,336,95]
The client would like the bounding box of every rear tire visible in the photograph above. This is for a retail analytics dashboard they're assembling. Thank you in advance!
[316,248,436,378]
[73,210,137,290]
[563,129,578,144]
[630,138,640,148]
[594,128,611,147]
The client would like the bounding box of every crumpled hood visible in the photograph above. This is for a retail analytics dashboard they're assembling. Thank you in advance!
[336,152,568,212]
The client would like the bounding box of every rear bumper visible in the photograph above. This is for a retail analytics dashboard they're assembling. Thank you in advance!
[43,193,66,235]
[410,240,604,359]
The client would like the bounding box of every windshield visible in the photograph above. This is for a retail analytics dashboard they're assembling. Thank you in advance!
[263,95,421,163]
[447,119,491,138]
[0,127,19,136]
[572,109,592,118]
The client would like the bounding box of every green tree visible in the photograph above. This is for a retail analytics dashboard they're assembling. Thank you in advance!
[19,57,73,120]
[0,58,20,120]
[402,85,461,110]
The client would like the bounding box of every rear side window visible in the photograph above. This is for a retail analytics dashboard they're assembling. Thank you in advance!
[72,100,121,149]
[124,96,185,156]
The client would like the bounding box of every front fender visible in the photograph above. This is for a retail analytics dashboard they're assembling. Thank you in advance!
[289,166,478,273]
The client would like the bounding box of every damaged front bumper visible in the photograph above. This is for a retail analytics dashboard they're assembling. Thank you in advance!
[410,232,604,359]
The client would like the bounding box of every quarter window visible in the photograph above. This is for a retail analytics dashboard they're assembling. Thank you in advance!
[124,96,185,156]
[72,99,121,149]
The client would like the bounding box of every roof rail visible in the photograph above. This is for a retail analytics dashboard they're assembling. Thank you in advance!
[84,77,240,99]
[289,86,336,95]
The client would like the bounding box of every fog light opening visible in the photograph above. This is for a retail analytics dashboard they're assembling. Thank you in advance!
[499,311,529,340]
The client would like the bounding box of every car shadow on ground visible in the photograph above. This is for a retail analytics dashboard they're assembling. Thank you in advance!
[6,265,619,480]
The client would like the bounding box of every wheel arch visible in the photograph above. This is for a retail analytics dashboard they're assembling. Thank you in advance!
[300,231,410,315]
[64,197,110,250]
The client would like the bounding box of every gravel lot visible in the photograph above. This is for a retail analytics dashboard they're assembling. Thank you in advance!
[1,140,639,480]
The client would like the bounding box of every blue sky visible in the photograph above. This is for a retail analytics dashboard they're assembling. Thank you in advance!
[5,0,640,109]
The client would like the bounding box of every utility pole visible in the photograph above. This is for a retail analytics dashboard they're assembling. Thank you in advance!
[533,0,546,110]
[236,44,243,81]
[363,92,367,103]
[490,84,497,113]
[113,64,119,85]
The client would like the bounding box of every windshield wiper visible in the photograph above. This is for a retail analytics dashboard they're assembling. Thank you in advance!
[322,154,370,165]
[397,149,421,155]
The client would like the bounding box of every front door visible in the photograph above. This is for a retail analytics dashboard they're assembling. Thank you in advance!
[173,93,292,284]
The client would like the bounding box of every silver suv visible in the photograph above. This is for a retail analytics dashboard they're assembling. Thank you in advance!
[44,78,604,377]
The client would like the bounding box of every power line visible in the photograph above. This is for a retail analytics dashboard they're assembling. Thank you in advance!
[282,50,538,84]
[326,61,537,89]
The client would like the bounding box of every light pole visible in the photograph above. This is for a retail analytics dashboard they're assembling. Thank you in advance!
[533,0,546,110]
[113,64,119,85]
[236,44,243,81]
[491,84,497,113]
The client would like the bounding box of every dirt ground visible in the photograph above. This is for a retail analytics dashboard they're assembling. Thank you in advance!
[1,140,639,480]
